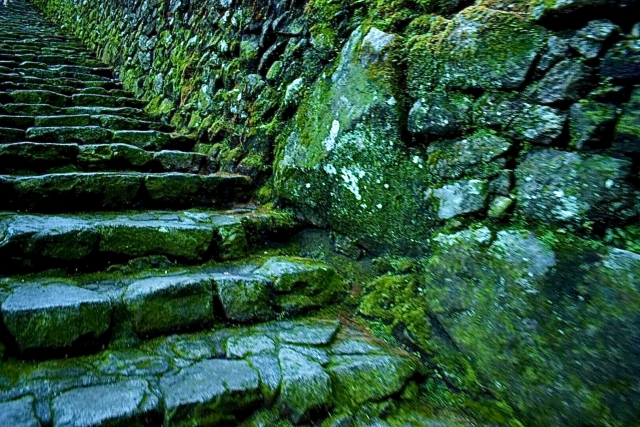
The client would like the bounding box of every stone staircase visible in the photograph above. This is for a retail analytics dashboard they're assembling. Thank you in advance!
[0,2,418,427]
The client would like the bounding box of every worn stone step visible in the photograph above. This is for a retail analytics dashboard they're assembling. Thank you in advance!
[0,257,344,353]
[24,126,195,150]
[0,103,61,116]
[0,172,250,212]
[0,142,217,174]
[0,81,78,95]
[32,114,169,130]
[0,72,122,89]
[0,126,26,142]
[0,316,416,426]
[0,209,294,273]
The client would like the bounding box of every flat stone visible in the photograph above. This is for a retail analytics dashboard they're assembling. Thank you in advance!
[1,283,111,350]
[160,359,261,426]
[34,114,92,127]
[279,320,340,345]
[52,379,160,427]
[215,274,274,322]
[77,144,153,171]
[328,355,415,405]
[428,179,488,220]
[153,150,212,173]
[227,334,276,358]
[277,348,332,423]
[123,273,215,336]
[0,396,40,427]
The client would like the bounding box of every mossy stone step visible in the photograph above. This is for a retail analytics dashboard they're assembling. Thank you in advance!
[0,73,121,89]
[0,257,343,351]
[8,89,68,106]
[0,103,61,116]
[0,172,250,211]
[0,317,415,426]
[0,81,78,95]
[0,126,26,142]
[0,115,34,128]
[0,143,216,174]
[0,209,293,272]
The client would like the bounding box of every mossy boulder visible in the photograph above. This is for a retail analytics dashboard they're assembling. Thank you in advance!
[275,26,435,254]
[407,6,546,95]
[421,227,640,426]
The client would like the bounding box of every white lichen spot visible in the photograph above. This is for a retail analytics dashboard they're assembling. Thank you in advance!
[323,120,340,151]
[340,166,365,201]
[324,164,337,175]
[605,179,614,189]
[305,183,311,188]
[553,189,564,197]
[377,204,383,209]
[386,97,397,106]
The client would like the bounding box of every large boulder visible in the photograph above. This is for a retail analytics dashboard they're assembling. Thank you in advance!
[274,26,434,254]
[422,227,640,426]
[407,6,546,94]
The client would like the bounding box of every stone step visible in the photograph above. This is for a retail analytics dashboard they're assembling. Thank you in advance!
[0,317,416,426]
[0,257,345,353]
[0,143,217,174]
[22,126,194,148]
[0,209,294,273]
[0,72,122,89]
[0,172,250,212]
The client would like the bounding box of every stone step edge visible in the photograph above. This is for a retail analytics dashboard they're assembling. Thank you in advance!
[0,209,296,270]
[0,256,345,353]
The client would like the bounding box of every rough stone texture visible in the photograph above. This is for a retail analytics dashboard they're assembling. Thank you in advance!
[515,149,637,228]
[52,379,160,427]
[1,284,111,351]
[408,92,473,138]
[277,348,332,423]
[123,274,215,336]
[254,257,344,314]
[214,274,274,322]
[569,100,618,150]
[275,26,434,254]
[601,40,640,82]
[613,88,640,153]
[422,227,640,427]
[529,59,593,104]
[408,6,546,94]
[160,359,261,426]
[0,396,40,427]
[428,180,489,220]
[328,355,415,405]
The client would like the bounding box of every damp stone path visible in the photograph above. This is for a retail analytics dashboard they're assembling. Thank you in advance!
[0,2,419,426]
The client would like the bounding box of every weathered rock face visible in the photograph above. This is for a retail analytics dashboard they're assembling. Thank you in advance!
[420,227,640,427]
[275,26,434,253]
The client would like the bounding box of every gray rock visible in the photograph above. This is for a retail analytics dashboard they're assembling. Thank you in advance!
[248,354,282,401]
[52,379,160,427]
[426,134,510,180]
[328,355,415,405]
[123,273,214,336]
[227,334,276,358]
[282,344,330,365]
[254,257,344,314]
[601,40,640,82]
[569,100,618,150]
[407,92,473,138]
[331,339,383,355]
[428,180,489,220]
[1,284,111,351]
[570,20,619,59]
[279,319,340,345]
[0,396,40,427]
[488,170,513,196]
[277,348,332,422]
[536,36,570,74]
[530,59,592,104]
[214,274,274,322]
[613,88,640,153]
[474,93,566,145]
[515,149,637,227]
[160,359,261,426]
